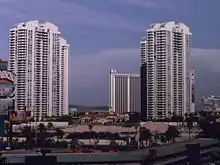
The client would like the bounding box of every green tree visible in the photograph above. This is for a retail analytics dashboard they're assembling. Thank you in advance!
[186,114,194,140]
[134,124,139,142]
[55,128,64,141]
[160,135,167,144]
[135,124,139,133]
[68,120,73,126]
[88,122,93,143]
[198,111,219,138]
[47,122,54,137]
[23,126,33,148]
[4,122,10,142]
[165,126,180,143]
[154,131,159,144]
[139,127,152,147]
[38,123,47,147]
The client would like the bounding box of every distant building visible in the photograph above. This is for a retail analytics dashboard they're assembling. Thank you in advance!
[0,71,16,115]
[202,96,220,112]
[0,60,14,115]
[109,69,141,114]
[0,59,8,71]
[69,108,77,115]
[140,21,192,120]
[9,20,69,118]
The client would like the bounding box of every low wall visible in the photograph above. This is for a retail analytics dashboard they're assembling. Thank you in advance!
[1,138,219,165]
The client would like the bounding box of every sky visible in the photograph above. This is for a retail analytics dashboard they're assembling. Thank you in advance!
[0,0,219,107]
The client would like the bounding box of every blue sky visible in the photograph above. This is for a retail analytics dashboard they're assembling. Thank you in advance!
[0,0,219,106]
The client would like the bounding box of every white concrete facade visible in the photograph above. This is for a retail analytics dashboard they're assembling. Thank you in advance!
[9,20,69,118]
[60,38,69,116]
[140,21,192,119]
[109,69,141,114]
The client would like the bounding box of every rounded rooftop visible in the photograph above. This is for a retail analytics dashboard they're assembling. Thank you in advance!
[147,21,191,34]
[11,20,60,33]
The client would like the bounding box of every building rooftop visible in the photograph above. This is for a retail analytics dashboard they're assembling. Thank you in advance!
[147,21,191,34]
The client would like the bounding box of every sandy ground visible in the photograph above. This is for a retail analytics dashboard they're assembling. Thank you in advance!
[62,123,169,133]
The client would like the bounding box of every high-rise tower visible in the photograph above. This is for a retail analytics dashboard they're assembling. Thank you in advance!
[140,21,192,120]
[9,20,69,118]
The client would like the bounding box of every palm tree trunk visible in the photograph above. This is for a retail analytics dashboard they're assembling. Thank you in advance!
[6,131,9,142]
[188,129,191,140]
[89,131,91,144]
[140,141,143,148]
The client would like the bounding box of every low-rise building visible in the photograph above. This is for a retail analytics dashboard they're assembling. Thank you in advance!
[80,112,119,124]
[201,95,220,112]
[0,59,8,71]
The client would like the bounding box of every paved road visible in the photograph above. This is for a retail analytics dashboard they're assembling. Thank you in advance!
[3,152,99,156]
[2,148,70,154]
[1,138,218,164]
[2,149,118,157]
[3,151,144,164]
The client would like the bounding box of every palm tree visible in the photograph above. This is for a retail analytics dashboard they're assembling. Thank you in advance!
[4,122,10,142]
[160,135,167,144]
[94,138,99,149]
[184,113,188,121]
[55,128,64,141]
[165,126,180,143]
[23,126,33,148]
[134,124,139,144]
[88,122,93,143]
[68,120,73,126]
[154,131,159,144]
[139,127,152,148]
[47,122,54,137]
[198,112,219,138]
[135,124,139,134]
[186,114,194,140]
[38,123,46,147]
